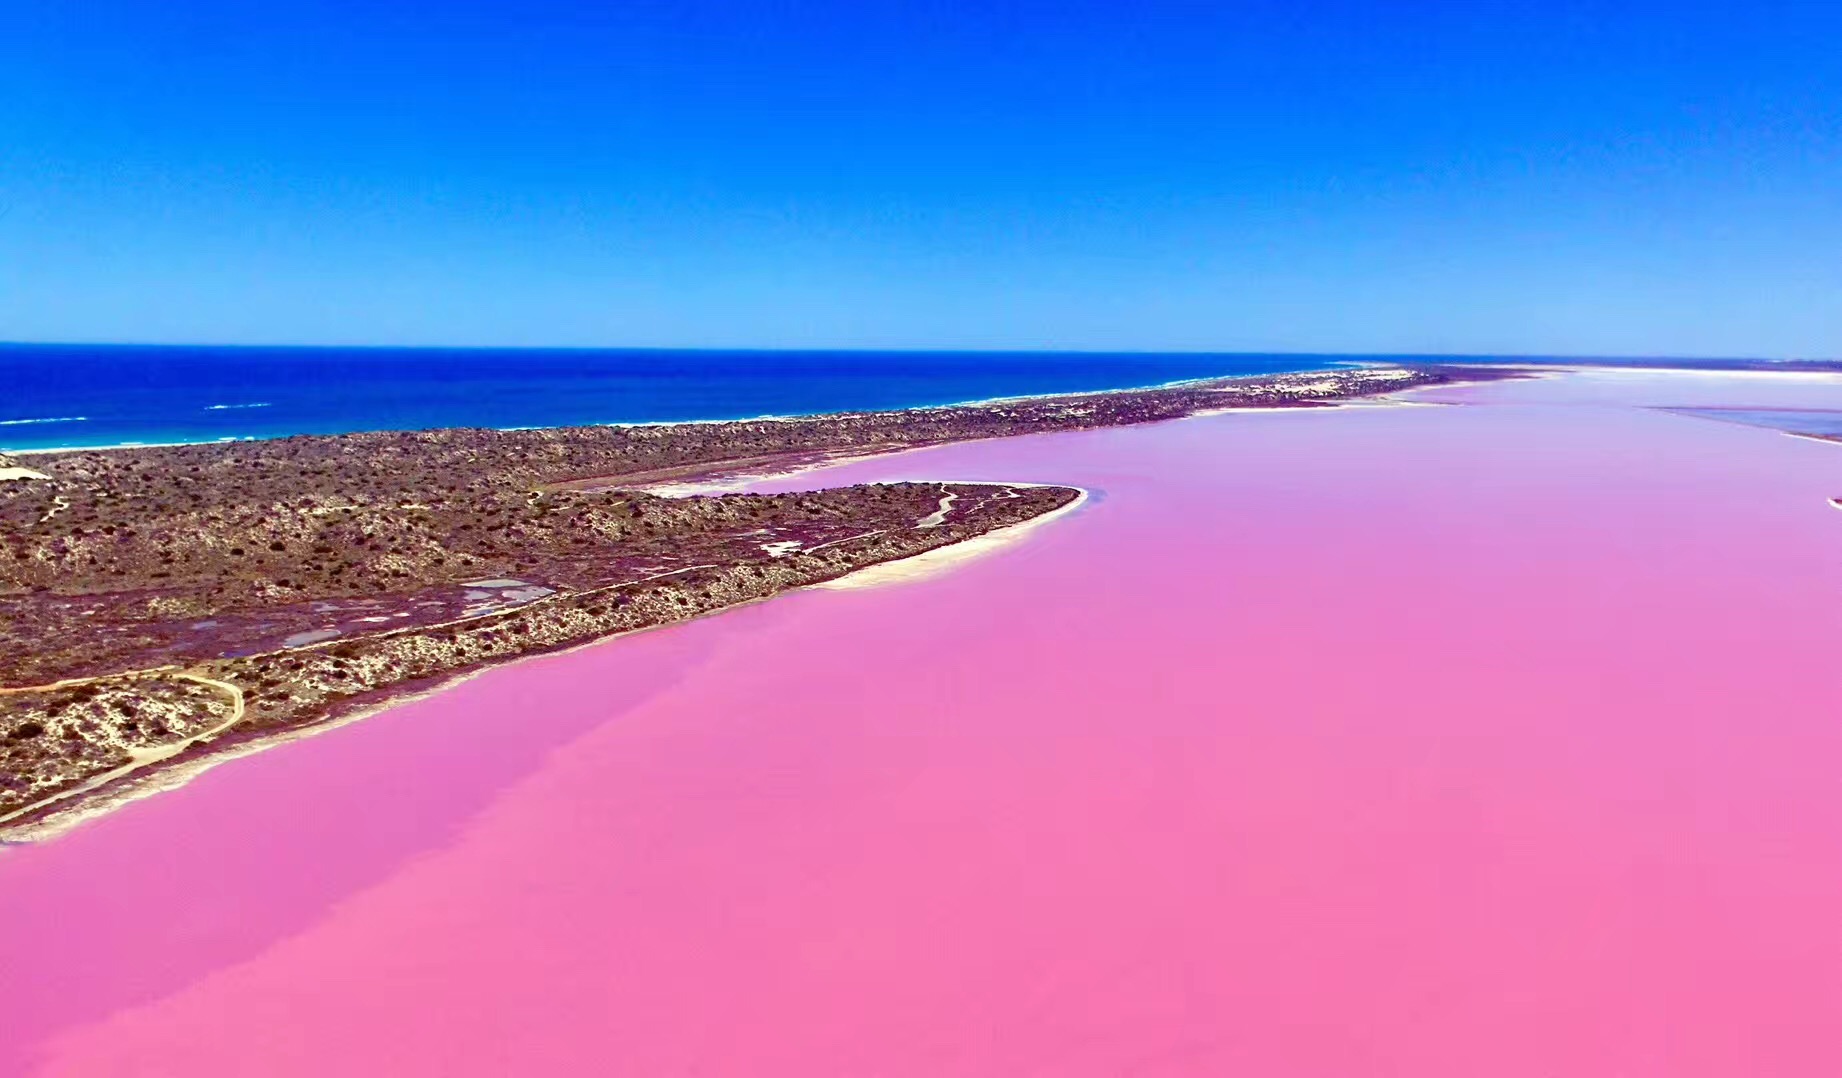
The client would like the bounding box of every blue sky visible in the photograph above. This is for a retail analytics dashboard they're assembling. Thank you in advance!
[2,1,1838,355]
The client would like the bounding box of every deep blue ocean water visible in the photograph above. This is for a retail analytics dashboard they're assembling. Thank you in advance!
[4,346,1819,452]
[0,345,1380,451]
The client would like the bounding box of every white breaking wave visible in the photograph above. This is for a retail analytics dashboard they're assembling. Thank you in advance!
[204,402,272,411]
[0,415,88,426]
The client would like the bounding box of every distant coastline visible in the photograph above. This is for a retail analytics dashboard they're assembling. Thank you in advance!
[9,343,1831,454]
[0,345,1354,452]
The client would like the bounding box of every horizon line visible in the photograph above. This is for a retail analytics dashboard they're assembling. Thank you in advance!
[2,341,1836,364]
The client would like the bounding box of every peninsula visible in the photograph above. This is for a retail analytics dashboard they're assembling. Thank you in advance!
[1,363,1507,833]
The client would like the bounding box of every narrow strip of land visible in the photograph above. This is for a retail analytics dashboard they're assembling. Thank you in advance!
[2,364,1517,835]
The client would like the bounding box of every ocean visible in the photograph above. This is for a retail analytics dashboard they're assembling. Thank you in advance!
[0,344,1372,452]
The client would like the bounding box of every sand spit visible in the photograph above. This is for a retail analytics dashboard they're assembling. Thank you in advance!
[642,373,1498,497]
[2,365,1517,840]
[0,489,1082,845]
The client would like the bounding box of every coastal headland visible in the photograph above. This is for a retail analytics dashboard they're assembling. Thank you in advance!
[0,363,1511,834]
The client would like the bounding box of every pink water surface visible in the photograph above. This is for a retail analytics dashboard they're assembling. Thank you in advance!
[5,372,1842,1075]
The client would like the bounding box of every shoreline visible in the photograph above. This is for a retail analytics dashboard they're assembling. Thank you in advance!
[13,356,1839,456]
[0,485,1091,845]
[4,362,1354,455]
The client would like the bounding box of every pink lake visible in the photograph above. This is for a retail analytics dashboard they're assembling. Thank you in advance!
[5,370,1842,1075]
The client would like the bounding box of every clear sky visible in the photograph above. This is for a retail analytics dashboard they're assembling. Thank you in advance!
[2,1,1838,356]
